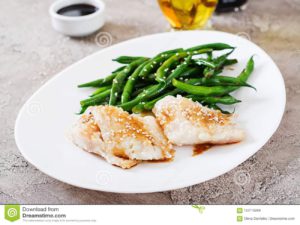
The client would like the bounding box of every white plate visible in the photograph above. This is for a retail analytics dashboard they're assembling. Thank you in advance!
[15,31,285,193]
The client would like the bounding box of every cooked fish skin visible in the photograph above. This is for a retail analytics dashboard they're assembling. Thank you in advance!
[70,109,138,169]
[153,95,245,146]
[91,106,174,161]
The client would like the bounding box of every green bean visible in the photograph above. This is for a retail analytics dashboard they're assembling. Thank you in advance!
[137,49,185,79]
[207,51,213,61]
[77,43,255,114]
[132,56,192,107]
[186,95,241,105]
[116,48,189,78]
[143,73,156,82]
[159,48,184,55]
[203,49,234,78]
[112,66,126,73]
[121,60,149,103]
[132,89,144,97]
[208,103,232,114]
[193,58,216,68]
[186,76,255,89]
[78,105,88,115]
[120,58,193,112]
[134,81,154,89]
[132,87,178,113]
[179,67,203,78]
[118,83,165,111]
[78,73,117,88]
[138,55,165,78]
[132,84,153,97]
[185,43,234,52]
[224,59,238,66]
[143,89,180,110]
[80,89,111,107]
[78,65,129,88]
[112,56,145,64]
[172,78,238,96]
[135,72,232,111]
[121,71,243,112]
[109,58,148,105]
[155,48,212,82]
[158,94,238,111]
[132,90,177,113]
[163,56,192,85]
[138,52,181,78]
[127,92,240,113]
[192,57,253,85]
[132,103,146,114]
[141,82,240,112]
[237,56,254,82]
[90,85,112,97]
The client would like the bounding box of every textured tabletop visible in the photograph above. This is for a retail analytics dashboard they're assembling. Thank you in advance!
[0,0,299,204]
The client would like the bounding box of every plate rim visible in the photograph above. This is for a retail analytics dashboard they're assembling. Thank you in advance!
[14,30,286,193]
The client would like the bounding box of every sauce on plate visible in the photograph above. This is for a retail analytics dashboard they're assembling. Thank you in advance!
[193,144,213,156]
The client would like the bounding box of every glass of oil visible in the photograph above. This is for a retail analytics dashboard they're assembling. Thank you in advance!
[157,0,218,30]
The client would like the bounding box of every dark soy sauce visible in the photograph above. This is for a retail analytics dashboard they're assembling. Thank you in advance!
[57,4,98,17]
[216,0,248,13]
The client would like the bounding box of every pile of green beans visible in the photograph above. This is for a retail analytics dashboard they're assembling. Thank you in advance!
[77,43,255,114]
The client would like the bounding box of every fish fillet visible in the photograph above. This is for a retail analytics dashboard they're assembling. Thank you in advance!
[153,95,245,146]
[70,108,138,169]
[90,106,174,161]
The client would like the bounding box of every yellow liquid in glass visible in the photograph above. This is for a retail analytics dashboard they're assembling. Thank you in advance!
[158,0,218,30]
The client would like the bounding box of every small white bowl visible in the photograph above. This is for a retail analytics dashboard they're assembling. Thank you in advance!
[49,0,105,37]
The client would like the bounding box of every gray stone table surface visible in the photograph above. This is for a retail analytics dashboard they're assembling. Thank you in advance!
[0,0,299,204]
